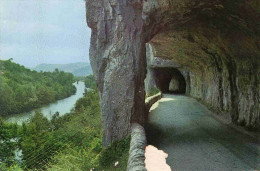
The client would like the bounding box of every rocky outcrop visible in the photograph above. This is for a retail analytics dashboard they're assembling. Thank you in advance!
[86,0,260,146]
[86,0,147,146]
[147,10,260,130]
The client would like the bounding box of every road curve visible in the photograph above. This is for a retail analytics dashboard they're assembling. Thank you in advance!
[146,94,260,171]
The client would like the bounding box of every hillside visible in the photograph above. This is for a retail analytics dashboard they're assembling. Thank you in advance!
[0,75,129,171]
[0,60,76,116]
[34,62,92,77]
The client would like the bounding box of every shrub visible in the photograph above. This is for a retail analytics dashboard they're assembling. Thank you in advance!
[146,87,160,97]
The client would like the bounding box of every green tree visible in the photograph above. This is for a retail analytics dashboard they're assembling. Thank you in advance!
[0,60,76,116]
[0,117,19,167]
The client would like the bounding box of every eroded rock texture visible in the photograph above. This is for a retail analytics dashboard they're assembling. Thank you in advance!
[86,0,260,145]
[86,0,147,146]
[145,0,260,130]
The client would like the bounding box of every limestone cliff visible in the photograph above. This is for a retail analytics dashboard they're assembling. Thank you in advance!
[86,0,260,146]
[86,0,147,146]
[145,0,260,131]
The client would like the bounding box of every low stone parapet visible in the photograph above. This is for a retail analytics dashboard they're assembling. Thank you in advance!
[145,92,162,112]
[127,123,147,171]
[127,93,162,171]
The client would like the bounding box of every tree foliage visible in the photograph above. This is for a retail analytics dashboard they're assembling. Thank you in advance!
[84,74,97,90]
[146,86,160,97]
[0,75,130,170]
[0,60,76,116]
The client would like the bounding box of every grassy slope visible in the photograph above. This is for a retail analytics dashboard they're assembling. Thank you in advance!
[47,76,130,170]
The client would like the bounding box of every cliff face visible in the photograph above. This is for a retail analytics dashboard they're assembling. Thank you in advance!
[86,0,260,146]
[86,0,147,146]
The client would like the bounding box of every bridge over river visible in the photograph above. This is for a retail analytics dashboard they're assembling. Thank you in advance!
[146,94,260,171]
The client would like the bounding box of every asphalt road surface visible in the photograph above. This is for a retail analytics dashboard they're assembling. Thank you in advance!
[146,94,260,171]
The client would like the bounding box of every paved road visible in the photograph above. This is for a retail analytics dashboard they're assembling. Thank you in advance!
[146,94,260,171]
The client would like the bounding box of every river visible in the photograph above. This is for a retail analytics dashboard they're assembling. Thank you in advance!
[4,81,85,125]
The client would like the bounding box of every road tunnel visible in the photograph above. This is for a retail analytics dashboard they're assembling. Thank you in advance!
[154,68,186,94]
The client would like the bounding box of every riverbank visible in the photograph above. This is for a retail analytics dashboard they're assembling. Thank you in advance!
[0,60,76,117]
[4,82,85,125]
[0,76,130,170]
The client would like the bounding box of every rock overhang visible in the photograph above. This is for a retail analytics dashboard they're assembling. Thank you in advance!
[86,0,260,146]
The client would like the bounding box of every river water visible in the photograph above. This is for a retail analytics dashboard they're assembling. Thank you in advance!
[4,81,85,125]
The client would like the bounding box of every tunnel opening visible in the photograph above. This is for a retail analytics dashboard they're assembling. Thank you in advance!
[154,68,186,94]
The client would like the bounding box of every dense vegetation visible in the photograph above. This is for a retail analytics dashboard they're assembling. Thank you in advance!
[0,75,130,170]
[0,60,76,116]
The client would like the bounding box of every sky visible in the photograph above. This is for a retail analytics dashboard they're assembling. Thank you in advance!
[0,0,91,67]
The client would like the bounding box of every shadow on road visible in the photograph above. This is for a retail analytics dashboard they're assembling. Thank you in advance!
[145,94,260,170]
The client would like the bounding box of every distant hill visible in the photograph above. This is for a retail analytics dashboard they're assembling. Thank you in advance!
[34,62,92,77]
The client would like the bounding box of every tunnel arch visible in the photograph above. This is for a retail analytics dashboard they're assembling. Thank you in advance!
[153,68,186,94]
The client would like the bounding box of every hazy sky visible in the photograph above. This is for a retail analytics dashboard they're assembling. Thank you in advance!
[0,0,91,67]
